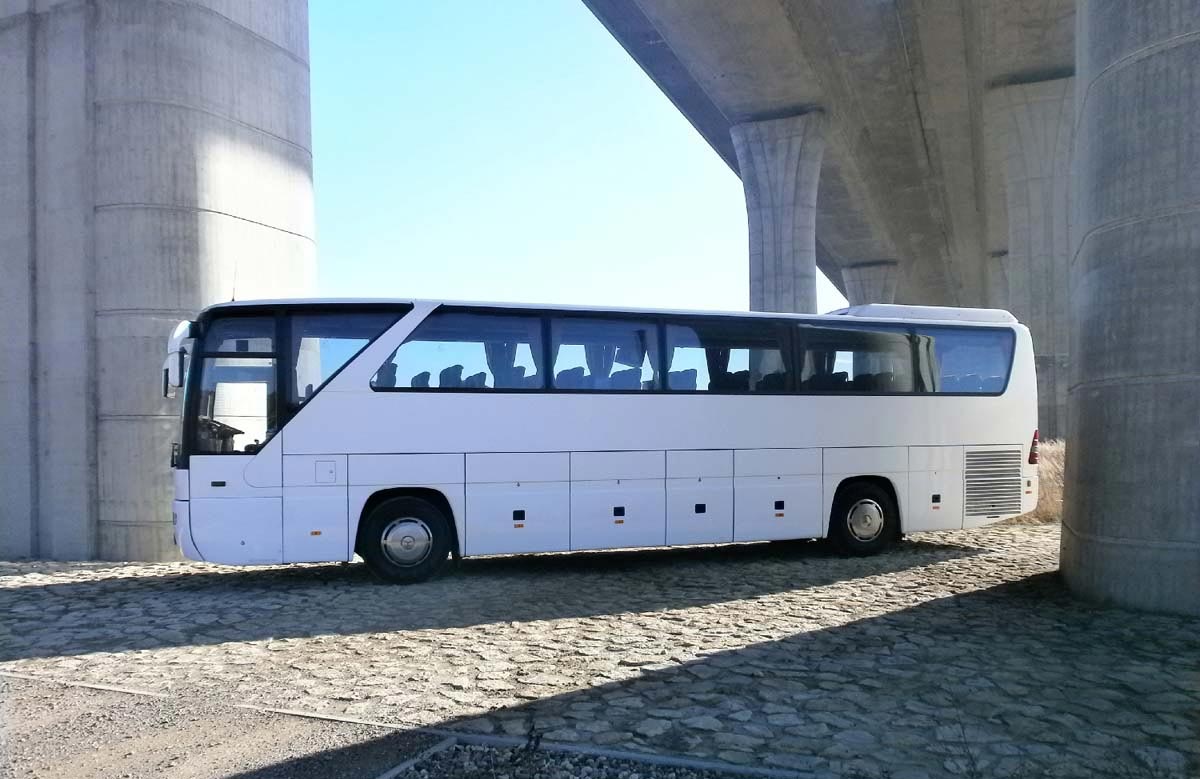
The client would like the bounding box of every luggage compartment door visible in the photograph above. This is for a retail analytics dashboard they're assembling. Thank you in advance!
[465,453,569,555]
[733,449,822,542]
[666,450,733,546]
[570,451,665,551]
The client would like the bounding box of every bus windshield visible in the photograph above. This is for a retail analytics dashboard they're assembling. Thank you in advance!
[188,310,402,455]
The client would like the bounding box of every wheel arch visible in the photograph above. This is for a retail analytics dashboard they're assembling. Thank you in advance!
[354,487,462,559]
[827,475,903,537]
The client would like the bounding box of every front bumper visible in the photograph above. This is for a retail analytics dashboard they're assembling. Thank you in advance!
[172,500,202,561]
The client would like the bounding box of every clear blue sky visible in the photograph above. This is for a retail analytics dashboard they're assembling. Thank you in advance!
[309,1,846,313]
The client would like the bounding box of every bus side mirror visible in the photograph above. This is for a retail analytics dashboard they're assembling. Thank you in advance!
[163,340,192,398]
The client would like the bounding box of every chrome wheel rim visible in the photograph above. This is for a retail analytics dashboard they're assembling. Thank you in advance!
[380,517,433,567]
[846,499,885,542]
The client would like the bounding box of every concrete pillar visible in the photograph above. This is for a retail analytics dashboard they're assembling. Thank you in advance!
[841,261,899,305]
[985,79,1073,439]
[1064,0,1200,616]
[731,113,826,314]
[0,0,316,561]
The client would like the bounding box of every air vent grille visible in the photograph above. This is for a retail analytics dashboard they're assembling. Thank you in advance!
[964,449,1023,517]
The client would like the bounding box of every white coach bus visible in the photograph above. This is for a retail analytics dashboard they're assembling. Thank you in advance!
[163,299,1039,583]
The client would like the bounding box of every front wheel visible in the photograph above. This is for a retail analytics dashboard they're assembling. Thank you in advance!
[830,481,898,555]
[359,497,452,583]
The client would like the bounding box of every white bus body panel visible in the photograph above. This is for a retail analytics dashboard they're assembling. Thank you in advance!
[732,449,822,541]
[188,441,282,564]
[568,451,666,551]
[908,446,965,531]
[465,453,568,555]
[665,450,733,545]
[570,480,666,550]
[282,454,347,563]
[172,304,1039,566]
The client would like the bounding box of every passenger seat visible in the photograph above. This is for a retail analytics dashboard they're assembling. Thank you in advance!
[439,365,464,388]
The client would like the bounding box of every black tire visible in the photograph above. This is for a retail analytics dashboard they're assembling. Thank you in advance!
[829,480,898,556]
[358,497,453,584]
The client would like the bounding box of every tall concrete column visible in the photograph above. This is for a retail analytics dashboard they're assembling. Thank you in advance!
[841,261,899,305]
[731,113,826,314]
[0,0,316,561]
[1064,0,1200,616]
[984,79,1073,439]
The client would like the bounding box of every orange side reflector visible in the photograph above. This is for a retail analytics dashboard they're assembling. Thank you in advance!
[932,506,940,510]
[774,512,784,518]
[614,519,625,524]
[310,530,322,536]
[513,523,524,528]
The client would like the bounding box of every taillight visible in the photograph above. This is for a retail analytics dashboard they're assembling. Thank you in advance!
[1029,429,1040,465]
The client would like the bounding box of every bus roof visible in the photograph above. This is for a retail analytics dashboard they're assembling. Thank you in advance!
[198,298,1020,328]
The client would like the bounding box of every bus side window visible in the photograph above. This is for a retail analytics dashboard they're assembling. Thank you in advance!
[373,311,544,391]
[550,317,659,391]
[796,325,914,393]
[912,327,1015,395]
[664,319,792,393]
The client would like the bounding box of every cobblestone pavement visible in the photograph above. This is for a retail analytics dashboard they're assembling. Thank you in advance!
[2,526,1198,778]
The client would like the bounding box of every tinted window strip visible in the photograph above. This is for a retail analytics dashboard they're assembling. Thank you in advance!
[370,306,1016,397]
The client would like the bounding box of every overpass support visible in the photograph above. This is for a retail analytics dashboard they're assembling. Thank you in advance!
[985,79,1073,439]
[1064,0,1200,616]
[0,0,315,561]
[731,113,826,314]
[841,261,899,306]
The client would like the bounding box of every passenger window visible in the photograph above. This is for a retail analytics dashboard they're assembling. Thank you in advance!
[203,317,273,353]
[551,318,658,390]
[913,326,1014,394]
[373,312,544,390]
[290,312,400,405]
[664,320,791,392]
[798,325,915,393]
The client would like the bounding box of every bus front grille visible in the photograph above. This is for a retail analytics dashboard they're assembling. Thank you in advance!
[964,449,1024,517]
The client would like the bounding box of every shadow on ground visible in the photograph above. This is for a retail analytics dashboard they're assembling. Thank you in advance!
[456,572,1199,777]
[0,537,982,662]
[216,571,1200,779]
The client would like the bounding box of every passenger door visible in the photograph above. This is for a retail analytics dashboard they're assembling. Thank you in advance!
[189,446,282,563]
[187,324,283,563]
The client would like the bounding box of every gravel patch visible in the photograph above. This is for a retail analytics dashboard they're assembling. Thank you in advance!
[0,675,437,778]
[400,743,756,779]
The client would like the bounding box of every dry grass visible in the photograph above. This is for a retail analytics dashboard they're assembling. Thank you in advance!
[1004,439,1064,524]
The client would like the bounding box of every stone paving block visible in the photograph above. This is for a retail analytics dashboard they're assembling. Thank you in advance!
[1,526,1197,778]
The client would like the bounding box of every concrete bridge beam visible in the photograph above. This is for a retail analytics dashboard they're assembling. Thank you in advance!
[1064,0,1200,616]
[731,113,826,314]
[841,261,899,306]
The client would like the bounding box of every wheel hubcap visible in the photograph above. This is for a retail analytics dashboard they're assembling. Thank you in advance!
[846,499,885,542]
[380,517,433,566]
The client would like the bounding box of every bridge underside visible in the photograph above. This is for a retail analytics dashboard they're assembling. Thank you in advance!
[584,0,1200,617]
[585,0,1074,437]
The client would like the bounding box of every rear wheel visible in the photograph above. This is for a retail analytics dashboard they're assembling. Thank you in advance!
[830,481,898,555]
[359,497,452,583]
